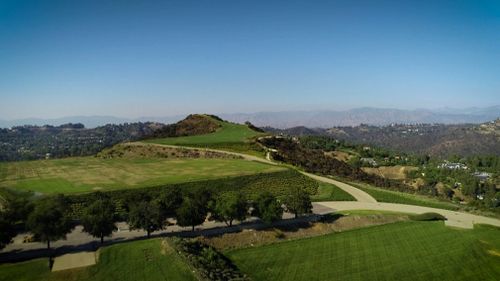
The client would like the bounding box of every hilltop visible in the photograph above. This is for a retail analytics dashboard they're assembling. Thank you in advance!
[0,114,265,162]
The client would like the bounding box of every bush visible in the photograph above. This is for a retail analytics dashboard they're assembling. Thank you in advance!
[170,238,250,281]
[410,212,447,221]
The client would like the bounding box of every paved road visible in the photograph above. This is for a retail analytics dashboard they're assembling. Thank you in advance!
[315,201,500,229]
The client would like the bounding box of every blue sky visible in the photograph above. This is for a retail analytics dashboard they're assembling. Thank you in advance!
[0,0,499,119]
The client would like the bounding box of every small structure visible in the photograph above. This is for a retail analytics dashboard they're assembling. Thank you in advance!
[472,172,491,181]
[360,157,377,167]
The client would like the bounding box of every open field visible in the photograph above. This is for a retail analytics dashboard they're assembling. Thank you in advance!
[349,181,460,210]
[145,121,266,155]
[0,239,196,281]
[227,221,500,281]
[0,157,284,194]
[311,182,356,201]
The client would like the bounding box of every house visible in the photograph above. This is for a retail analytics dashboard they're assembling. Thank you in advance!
[360,158,377,167]
[437,161,468,170]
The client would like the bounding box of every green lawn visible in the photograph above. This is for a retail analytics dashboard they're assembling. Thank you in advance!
[0,157,283,194]
[0,239,196,281]
[311,182,355,201]
[350,181,460,211]
[227,221,500,281]
[145,121,266,155]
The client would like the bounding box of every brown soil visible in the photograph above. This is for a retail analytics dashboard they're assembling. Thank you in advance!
[324,151,352,162]
[362,165,417,180]
[98,142,242,160]
[201,214,408,251]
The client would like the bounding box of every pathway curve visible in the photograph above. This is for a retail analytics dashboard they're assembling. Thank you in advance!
[314,201,500,229]
[140,141,500,228]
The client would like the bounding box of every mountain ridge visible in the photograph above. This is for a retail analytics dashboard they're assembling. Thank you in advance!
[1,106,498,129]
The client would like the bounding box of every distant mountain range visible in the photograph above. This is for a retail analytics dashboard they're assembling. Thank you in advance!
[0,115,183,129]
[1,106,498,129]
[220,106,500,128]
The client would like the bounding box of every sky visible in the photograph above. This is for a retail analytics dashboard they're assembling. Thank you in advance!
[0,0,499,119]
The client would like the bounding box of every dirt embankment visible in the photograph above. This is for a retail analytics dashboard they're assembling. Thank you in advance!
[201,214,407,251]
[362,165,417,181]
[98,142,243,160]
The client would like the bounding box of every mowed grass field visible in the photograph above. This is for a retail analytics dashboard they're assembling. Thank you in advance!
[228,221,500,281]
[0,157,284,194]
[0,239,196,281]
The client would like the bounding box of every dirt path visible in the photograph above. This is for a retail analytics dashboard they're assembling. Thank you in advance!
[137,142,376,202]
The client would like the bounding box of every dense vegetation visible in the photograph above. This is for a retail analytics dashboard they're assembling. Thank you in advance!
[170,238,250,281]
[274,135,499,213]
[228,221,500,281]
[64,169,317,219]
[260,137,414,193]
[0,122,162,161]
[269,119,500,158]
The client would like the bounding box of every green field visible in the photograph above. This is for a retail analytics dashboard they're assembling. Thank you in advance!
[228,221,500,281]
[145,121,265,155]
[0,239,196,281]
[0,157,283,194]
[311,182,355,201]
[349,181,460,211]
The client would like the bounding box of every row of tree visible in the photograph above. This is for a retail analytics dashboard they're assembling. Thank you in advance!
[0,186,312,250]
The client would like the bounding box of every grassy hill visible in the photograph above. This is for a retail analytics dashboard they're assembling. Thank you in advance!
[227,221,500,281]
[0,155,283,194]
[144,115,266,155]
[0,239,196,281]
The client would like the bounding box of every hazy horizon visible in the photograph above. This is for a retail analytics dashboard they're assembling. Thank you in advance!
[1,1,499,119]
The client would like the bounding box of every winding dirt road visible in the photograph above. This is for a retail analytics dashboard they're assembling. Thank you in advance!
[142,142,500,229]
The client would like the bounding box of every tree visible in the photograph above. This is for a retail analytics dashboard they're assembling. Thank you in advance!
[156,187,183,219]
[253,192,283,224]
[0,212,15,250]
[128,201,163,238]
[27,195,74,250]
[211,192,248,226]
[284,186,313,218]
[176,196,208,231]
[81,196,117,244]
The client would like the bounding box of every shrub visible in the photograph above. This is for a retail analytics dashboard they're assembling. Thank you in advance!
[410,212,447,221]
